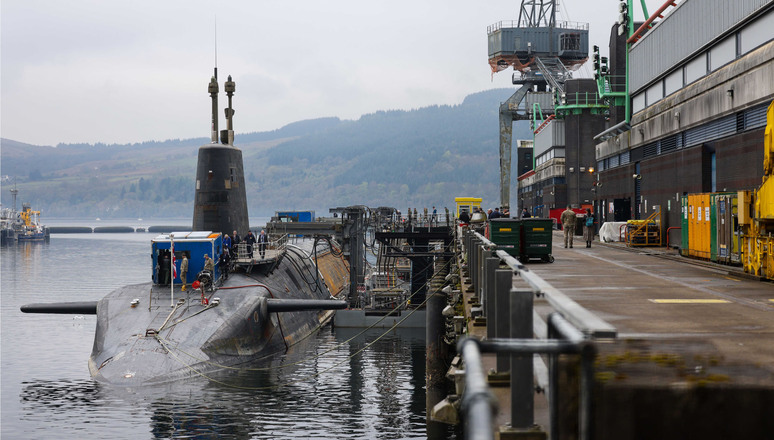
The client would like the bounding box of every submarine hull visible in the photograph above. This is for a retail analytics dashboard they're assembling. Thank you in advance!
[88,246,345,386]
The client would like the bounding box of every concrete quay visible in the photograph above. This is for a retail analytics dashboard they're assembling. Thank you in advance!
[458,229,774,440]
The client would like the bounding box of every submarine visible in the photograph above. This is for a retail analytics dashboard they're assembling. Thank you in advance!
[21,70,349,386]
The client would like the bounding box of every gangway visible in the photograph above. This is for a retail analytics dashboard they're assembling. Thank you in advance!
[534,56,573,95]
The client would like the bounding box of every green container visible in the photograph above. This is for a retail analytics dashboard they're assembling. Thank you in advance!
[489,218,522,257]
[521,218,554,263]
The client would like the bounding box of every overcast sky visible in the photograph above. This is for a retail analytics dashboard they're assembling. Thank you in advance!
[1,0,664,146]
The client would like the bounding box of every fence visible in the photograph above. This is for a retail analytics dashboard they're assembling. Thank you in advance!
[457,229,616,439]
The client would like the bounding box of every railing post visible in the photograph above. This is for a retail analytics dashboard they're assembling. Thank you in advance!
[548,317,560,439]
[484,257,499,338]
[458,338,496,440]
[510,288,534,428]
[579,343,596,440]
[477,243,485,300]
[495,269,511,372]
[471,237,479,294]
[465,232,471,266]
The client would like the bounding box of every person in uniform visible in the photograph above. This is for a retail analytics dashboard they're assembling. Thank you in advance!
[257,229,268,258]
[161,252,171,285]
[180,254,188,291]
[560,205,577,249]
[204,254,214,272]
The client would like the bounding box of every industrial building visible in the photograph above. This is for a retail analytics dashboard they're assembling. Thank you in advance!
[508,0,773,230]
[595,0,773,231]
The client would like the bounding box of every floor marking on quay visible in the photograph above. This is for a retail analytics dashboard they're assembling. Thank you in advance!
[723,276,741,282]
[649,299,731,304]
[582,252,772,312]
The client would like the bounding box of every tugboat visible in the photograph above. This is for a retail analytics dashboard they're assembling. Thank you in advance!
[0,186,50,245]
[21,70,349,385]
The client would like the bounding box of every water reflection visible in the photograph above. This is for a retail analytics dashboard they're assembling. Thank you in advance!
[17,327,457,439]
[5,234,457,439]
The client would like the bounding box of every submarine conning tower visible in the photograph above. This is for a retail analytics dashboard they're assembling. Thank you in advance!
[192,70,249,237]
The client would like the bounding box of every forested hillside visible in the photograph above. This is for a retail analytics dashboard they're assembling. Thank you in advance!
[1,88,531,219]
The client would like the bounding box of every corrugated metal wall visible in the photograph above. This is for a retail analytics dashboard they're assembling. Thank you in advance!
[629,0,772,93]
[534,120,565,157]
[525,92,555,113]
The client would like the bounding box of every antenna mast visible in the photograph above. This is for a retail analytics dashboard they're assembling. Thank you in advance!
[209,17,219,143]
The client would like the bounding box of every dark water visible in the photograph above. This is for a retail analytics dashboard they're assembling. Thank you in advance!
[1,226,455,439]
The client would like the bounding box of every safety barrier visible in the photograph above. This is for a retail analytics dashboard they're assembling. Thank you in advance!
[457,229,616,439]
[625,208,662,247]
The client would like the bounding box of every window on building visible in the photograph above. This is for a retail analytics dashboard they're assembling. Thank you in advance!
[559,33,581,52]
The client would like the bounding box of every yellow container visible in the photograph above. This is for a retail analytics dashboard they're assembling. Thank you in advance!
[688,193,712,259]
[688,194,701,257]
[455,197,483,218]
[699,193,711,259]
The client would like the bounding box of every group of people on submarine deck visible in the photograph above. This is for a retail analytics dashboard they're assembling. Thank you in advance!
[154,228,273,292]
[223,229,269,260]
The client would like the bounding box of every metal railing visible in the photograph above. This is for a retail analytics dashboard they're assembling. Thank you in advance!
[487,20,589,34]
[456,229,616,439]
[235,234,289,261]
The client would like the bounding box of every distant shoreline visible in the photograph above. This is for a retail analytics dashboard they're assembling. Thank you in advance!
[46,217,272,234]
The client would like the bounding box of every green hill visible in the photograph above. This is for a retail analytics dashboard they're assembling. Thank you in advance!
[1,88,532,219]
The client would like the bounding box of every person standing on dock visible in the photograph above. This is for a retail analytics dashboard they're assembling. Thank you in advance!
[180,254,188,291]
[431,206,437,226]
[561,205,577,249]
[245,230,256,258]
[521,208,531,218]
[257,229,268,258]
[583,208,595,248]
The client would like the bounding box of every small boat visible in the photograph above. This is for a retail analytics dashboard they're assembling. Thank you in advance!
[0,186,49,245]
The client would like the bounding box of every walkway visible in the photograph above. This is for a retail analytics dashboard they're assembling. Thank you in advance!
[529,231,774,376]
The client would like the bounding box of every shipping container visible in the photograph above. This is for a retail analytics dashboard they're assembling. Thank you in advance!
[151,231,222,286]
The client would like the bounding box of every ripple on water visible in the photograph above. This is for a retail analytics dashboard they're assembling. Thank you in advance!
[3,235,458,439]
